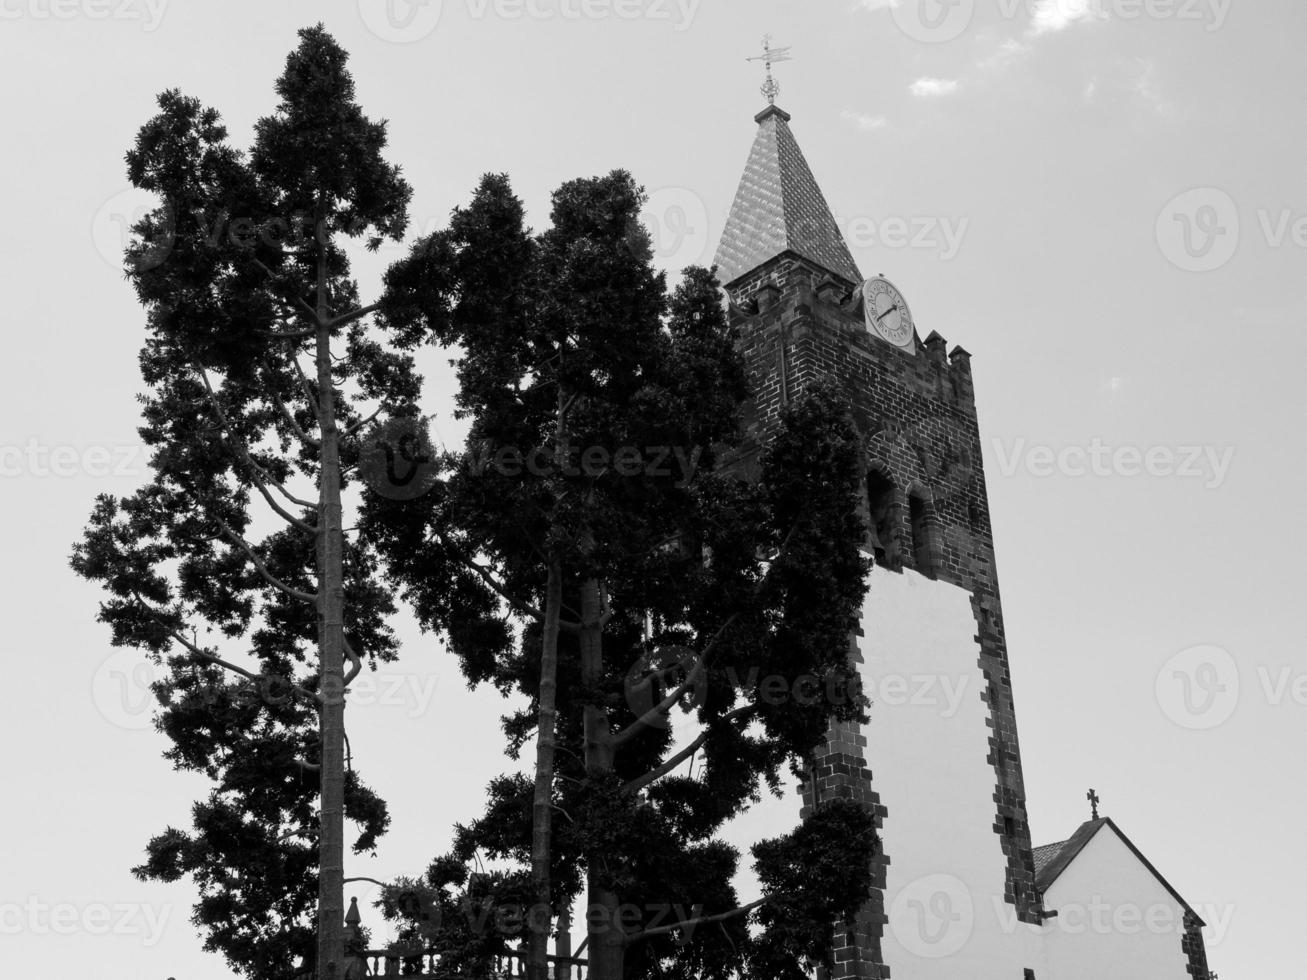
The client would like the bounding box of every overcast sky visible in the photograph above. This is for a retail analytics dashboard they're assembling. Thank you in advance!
[2,1,1304,977]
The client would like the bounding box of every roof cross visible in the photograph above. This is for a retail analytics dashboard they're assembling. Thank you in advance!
[747,34,792,106]
[1087,788,1101,820]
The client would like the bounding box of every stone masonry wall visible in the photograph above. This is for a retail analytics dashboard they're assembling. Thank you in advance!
[723,252,1043,978]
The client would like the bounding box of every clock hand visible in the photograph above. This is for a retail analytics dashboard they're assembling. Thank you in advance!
[876,305,899,323]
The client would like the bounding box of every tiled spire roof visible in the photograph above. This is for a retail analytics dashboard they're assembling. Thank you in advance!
[714,106,862,288]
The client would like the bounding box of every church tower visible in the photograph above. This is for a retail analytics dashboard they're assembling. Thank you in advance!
[715,103,1044,978]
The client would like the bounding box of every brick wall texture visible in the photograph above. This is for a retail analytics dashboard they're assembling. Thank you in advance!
[727,252,1043,978]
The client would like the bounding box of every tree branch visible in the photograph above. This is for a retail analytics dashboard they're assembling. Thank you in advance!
[432,528,581,634]
[610,615,738,750]
[133,593,322,706]
[619,703,757,796]
[612,512,809,748]
[196,366,318,532]
[328,302,381,331]
[268,381,321,448]
[627,898,767,944]
[213,516,319,604]
[342,636,363,688]
[253,258,320,324]
[343,405,384,438]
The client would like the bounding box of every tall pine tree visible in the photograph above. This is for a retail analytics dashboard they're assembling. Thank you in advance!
[71,26,417,980]
[368,171,877,979]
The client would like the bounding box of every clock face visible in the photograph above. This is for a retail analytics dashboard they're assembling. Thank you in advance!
[863,277,915,349]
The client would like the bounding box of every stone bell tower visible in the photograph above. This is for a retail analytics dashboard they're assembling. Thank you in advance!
[715,103,1044,979]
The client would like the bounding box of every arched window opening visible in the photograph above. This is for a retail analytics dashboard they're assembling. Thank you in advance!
[866,468,899,569]
[909,492,939,578]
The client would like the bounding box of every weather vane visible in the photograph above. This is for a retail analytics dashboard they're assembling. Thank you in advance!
[747,34,792,106]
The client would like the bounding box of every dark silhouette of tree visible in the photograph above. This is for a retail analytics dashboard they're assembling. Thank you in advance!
[367,171,877,979]
[71,25,417,980]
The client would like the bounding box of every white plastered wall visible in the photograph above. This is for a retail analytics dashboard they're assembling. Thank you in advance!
[861,565,1046,979]
[1041,825,1194,980]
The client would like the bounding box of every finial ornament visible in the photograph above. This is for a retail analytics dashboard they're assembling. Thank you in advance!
[1087,788,1100,820]
[747,34,792,106]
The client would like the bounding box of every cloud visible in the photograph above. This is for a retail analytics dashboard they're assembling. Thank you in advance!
[910,77,960,98]
[1131,58,1177,119]
[1028,0,1110,36]
[979,37,1031,70]
[841,110,888,131]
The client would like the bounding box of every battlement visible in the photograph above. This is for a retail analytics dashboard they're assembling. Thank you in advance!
[724,253,976,420]
[720,251,1043,941]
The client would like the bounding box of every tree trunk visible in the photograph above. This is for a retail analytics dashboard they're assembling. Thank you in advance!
[526,559,564,980]
[315,243,347,980]
[580,577,624,980]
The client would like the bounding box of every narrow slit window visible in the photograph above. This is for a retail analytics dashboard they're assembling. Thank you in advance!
[909,493,936,577]
[866,469,898,568]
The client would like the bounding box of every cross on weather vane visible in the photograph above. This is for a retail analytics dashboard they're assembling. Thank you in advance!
[747,34,792,107]
[1087,788,1100,820]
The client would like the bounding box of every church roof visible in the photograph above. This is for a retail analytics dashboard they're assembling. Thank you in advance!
[1034,817,1205,927]
[713,105,863,289]
[1032,839,1069,878]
